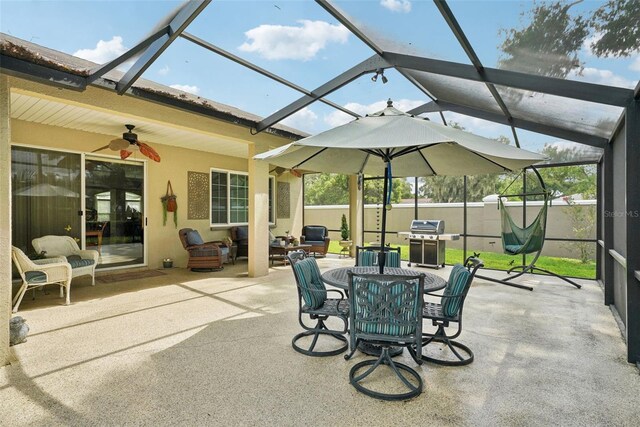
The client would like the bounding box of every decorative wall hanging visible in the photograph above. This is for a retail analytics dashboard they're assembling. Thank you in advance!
[277,181,290,219]
[187,171,210,220]
[161,180,178,227]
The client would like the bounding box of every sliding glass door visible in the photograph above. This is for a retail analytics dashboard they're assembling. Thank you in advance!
[11,147,82,255]
[85,157,145,268]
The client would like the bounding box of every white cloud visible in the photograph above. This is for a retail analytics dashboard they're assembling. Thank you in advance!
[420,112,509,141]
[239,20,349,61]
[281,107,318,132]
[73,36,127,64]
[158,65,170,76]
[324,99,424,128]
[380,0,411,13]
[630,56,640,72]
[570,67,634,88]
[581,32,603,57]
[169,84,200,95]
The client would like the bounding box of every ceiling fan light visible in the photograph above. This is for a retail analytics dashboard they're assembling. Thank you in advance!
[109,138,130,151]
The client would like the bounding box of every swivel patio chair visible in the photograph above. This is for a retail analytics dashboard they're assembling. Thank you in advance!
[345,272,425,401]
[287,250,349,357]
[421,256,484,366]
[11,246,72,312]
[355,245,401,268]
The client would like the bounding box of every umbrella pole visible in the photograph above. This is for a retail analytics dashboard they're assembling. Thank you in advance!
[379,164,390,274]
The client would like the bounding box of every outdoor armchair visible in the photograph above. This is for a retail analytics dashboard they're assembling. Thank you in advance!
[11,246,72,312]
[287,250,349,357]
[178,228,228,271]
[421,256,484,366]
[345,272,425,401]
[32,235,99,286]
[300,225,330,257]
[230,226,249,259]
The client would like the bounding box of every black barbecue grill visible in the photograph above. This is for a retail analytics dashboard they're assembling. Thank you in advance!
[399,220,460,269]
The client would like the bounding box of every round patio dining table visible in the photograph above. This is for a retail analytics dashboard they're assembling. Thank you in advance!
[322,266,447,293]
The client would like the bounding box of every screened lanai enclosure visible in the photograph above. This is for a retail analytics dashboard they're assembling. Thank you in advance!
[1,0,638,366]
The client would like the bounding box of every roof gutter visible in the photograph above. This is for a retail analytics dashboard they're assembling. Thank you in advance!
[0,51,303,141]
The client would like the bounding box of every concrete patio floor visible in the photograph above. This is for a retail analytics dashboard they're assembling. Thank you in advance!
[1,256,639,426]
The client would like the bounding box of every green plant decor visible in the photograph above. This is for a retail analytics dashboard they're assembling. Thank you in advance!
[340,214,349,240]
[161,199,178,228]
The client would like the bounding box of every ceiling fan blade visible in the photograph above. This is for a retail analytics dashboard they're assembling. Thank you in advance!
[91,144,111,153]
[109,138,130,151]
[120,150,133,160]
[138,142,161,162]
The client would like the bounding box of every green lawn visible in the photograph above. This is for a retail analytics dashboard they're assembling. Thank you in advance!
[327,241,596,279]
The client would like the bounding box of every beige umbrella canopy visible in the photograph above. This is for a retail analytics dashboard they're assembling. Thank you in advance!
[255,100,546,271]
[255,100,545,177]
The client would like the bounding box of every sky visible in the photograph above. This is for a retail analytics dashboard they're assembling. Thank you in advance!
[1,0,637,156]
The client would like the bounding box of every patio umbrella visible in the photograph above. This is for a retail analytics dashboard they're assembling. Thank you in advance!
[255,100,546,272]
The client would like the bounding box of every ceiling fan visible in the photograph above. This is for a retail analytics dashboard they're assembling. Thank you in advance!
[93,124,161,162]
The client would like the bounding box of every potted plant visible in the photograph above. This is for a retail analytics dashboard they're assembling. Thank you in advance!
[340,214,350,241]
[339,214,352,257]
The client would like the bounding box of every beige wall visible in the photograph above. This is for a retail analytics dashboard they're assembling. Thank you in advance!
[270,173,304,238]
[305,200,597,259]
[10,118,304,270]
[1,75,12,365]
[10,120,235,267]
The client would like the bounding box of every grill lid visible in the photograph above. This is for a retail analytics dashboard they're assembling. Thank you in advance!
[410,220,445,234]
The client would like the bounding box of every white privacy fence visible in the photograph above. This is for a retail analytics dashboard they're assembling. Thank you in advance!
[304,199,597,260]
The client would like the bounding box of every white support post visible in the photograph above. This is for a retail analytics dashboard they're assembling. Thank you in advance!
[0,75,12,365]
[248,141,270,277]
[349,175,363,256]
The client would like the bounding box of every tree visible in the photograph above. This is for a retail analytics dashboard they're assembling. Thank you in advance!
[417,130,510,202]
[562,196,596,263]
[304,173,413,206]
[340,214,349,240]
[363,177,413,204]
[499,0,640,79]
[499,1,589,78]
[304,173,348,205]
[537,144,597,198]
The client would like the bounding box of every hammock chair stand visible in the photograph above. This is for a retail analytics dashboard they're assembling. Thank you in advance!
[475,168,581,291]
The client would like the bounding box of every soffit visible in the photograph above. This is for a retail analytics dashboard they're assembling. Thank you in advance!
[10,91,249,158]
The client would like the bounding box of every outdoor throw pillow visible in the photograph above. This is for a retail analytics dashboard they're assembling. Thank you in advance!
[442,264,470,317]
[186,230,204,246]
[293,257,327,309]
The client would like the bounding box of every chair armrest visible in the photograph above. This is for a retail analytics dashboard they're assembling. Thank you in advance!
[325,288,346,300]
[424,290,464,299]
[188,245,221,257]
[75,250,100,261]
[32,260,72,282]
[33,256,67,265]
[188,242,221,250]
